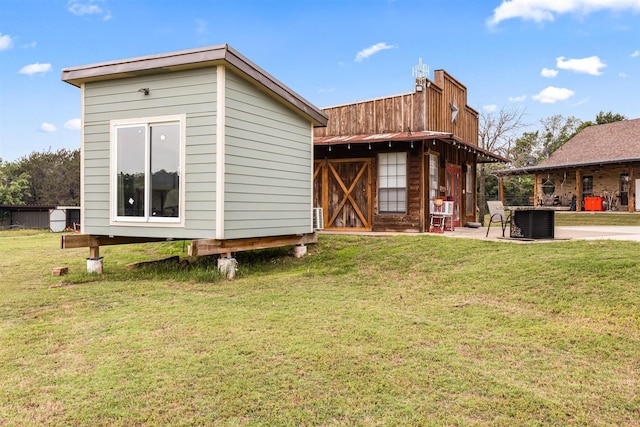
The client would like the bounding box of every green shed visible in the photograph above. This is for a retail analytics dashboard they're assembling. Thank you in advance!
[61,45,327,257]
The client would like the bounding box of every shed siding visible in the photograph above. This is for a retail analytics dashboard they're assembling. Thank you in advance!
[82,68,218,239]
[223,71,313,239]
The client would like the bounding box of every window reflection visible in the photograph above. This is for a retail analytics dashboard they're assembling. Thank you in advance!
[114,119,181,222]
[151,124,180,217]
[116,126,146,217]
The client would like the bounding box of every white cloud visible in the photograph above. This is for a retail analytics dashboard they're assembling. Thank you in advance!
[488,0,640,27]
[541,67,558,77]
[0,33,14,51]
[354,42,395,62]
[195,19,207,35]
[68,0,112,21]
[64,119,81,130]
[632,50,640,58]
[19,62,52,76]
[556,56,606,75]
[39,122,57,133]
[619,71,628,77]
[532,86,575,103]
[509,94,527,102]
[482,104,498,113]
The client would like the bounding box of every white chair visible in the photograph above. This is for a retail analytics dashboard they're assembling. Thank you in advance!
[429,199,446,233]
[430,199,455,232]
[442,201,455,231]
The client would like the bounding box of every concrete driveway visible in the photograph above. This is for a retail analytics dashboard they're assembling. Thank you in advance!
[449,224,640,242]
[320,224,640,242]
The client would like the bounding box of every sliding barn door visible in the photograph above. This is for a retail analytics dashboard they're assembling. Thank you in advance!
[314,159,372,230]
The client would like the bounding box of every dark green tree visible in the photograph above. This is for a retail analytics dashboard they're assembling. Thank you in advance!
[0,159,31,205]
[571,111,627,138]
[595,111,627,124]
[14,149,80,206]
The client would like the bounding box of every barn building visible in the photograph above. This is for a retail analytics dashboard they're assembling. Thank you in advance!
[313,68,505,232]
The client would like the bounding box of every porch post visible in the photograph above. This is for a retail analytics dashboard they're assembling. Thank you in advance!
[629,166,635,213]
[498,176,505,204]
[420,141,426,232]
[576,169,582,212]
[321,160,329,226]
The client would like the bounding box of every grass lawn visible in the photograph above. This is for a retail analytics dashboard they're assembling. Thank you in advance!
[554,211,640,226]
[0,222,638,425]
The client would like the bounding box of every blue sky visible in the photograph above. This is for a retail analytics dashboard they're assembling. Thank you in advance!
[1,0,639,162]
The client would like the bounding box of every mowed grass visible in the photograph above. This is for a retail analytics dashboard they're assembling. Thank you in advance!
[554,211,640,226]
[0,226,639,426]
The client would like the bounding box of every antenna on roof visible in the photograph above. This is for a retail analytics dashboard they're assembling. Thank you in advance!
[412,58,430,92]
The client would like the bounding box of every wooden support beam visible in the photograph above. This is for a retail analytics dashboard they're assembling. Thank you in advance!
[125,255,181,270]
[189,233,318,257]
[628,166,635,213]
[61,233,318,259]
[62,234,178,249]
[89,246,99,260]
[576,169,582,212]
[61,234,98,249]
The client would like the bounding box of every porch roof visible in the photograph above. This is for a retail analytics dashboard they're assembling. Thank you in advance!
[313,131,508,163]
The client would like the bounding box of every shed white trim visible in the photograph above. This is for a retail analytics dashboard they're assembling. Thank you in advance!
[216,65,226,240]
[61,44,328,128]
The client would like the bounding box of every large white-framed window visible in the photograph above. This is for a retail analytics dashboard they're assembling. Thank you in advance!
[110,114,185,225]
[378,152,407,214]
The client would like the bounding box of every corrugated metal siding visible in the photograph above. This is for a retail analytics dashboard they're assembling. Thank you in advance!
[12,211,49,229]
[82,68,218,239]
[223,70,312,239]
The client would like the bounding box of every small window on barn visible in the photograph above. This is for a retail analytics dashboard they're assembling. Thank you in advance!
[378,152,407,214]
[111,115,185,225]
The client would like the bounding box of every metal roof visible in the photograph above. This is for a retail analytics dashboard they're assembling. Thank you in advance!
[314,131,509,163]
[61,44,328,127]
[0,205,56,211]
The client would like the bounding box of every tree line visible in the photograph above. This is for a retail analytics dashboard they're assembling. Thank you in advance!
[0,149,80,206]
[477,110,627,221]
[0,111,627,216]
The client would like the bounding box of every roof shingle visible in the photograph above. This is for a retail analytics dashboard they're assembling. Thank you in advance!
[537,118,640,168]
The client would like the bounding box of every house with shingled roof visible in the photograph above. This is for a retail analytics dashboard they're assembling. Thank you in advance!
[496,118,640,212]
